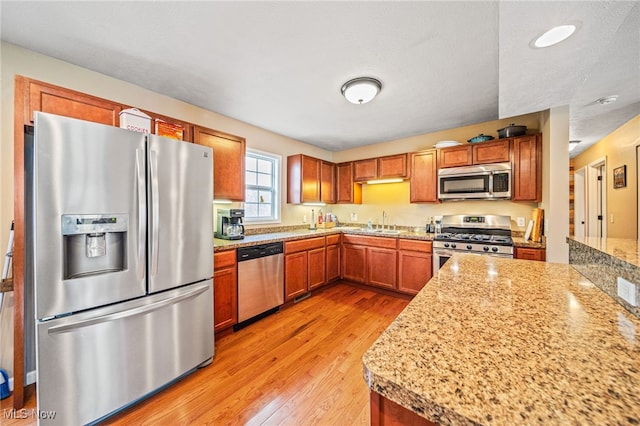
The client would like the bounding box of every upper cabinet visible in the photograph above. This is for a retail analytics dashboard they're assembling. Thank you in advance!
[438,139,510,168]
[410,150,438,203]
[336,162,362,204]
[193,126,246,201]
[512,134,542,202]
[354,154,409,182]
[26,78,122,126]
[287,154,337,204]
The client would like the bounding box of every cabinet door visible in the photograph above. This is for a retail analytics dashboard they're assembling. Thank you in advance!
[367,248,397,289]
[308,247,327,290]
[438,145,472,168]
[287,154,321,204]
[512,134,542,202]
[410,150,438,203]
[27,79,121,126]
[142,110,193,142]
[342,244,367,283]
[515,247,546,261]
[353,158,378,182]
[326,243,341,283]
[336,162,362,204]
[378,154,408,179]
[213,267,237,332]
[285,251,308,301]
[398,251,432,295]
[193,126,246,201]
[472,139,510,164]
[321,161,336,204]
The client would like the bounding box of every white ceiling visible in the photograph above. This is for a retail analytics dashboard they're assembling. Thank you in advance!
[1,1,638,157]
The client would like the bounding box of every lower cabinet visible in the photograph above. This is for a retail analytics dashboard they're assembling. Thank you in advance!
[397,240,433,295]
[515,247,546,261]
[213,250,237,332]
[341,235,398,289]
[325,234,341,284]
[285,237,326,301]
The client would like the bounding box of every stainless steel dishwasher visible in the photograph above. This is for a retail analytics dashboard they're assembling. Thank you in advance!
[235,242,284,330]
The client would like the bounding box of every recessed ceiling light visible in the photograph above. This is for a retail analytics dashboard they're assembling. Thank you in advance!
[569,140,581,152]
[595,95,619,105]
[533,24,577,48]
[341,77,382,104]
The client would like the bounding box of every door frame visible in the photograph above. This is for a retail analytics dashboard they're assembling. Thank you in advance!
[574,166,586,238]
[586,157,607,238]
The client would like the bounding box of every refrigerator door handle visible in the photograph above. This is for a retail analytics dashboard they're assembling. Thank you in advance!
[136,149,146,280]
[150,150,160,276]
[47,283,210,335]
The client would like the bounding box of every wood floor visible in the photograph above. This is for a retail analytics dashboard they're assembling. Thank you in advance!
[2,282,409,425]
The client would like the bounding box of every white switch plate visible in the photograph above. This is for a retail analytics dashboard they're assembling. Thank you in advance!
[516,217,525,227]
[617,277,637,307]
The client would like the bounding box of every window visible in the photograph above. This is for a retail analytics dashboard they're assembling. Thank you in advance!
[244,150,280,222]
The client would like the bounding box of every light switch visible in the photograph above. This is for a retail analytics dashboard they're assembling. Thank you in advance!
[610,214,614,223]
[516,217,525,227]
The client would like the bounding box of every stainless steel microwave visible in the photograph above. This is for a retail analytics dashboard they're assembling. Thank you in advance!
[437,162,511,200]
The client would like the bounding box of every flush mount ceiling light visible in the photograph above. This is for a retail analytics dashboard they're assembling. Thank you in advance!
[341,77,382,104]
[595,95,619,105]
[532,24,577,48]
[569,140,581,152]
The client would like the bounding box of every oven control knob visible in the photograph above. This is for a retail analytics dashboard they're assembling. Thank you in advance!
[466,244,472,250]
[483,246,489,252]
[451,243,457,248]
[444,242,450,248]
[491,247,498,252]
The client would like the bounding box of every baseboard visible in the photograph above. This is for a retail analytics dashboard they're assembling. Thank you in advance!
[8,369,36,391]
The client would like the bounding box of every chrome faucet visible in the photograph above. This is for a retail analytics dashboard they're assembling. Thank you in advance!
[382,211,387,231]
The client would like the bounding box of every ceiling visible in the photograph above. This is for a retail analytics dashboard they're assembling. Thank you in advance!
[1,1,638,157]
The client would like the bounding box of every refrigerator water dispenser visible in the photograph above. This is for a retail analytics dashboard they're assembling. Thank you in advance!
[62,214,129,279]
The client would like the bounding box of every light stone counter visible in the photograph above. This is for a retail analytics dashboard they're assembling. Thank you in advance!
[363,254,640,425]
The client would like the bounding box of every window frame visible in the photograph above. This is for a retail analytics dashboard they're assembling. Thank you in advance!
[243,148,281,224]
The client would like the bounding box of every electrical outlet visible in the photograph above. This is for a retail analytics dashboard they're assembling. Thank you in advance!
[617,277,637,307]
[303,215,307,223]
[516,217,525,227]
[610,214,614,223]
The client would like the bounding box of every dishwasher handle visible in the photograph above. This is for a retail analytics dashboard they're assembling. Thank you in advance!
[237,242,284,262]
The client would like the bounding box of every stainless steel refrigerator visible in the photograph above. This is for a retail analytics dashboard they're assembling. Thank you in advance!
[26,112,214,425]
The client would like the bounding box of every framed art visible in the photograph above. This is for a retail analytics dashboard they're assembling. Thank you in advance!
[613,165,626,189]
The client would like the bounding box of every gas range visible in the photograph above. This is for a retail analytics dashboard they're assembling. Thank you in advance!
[433,214,514,259]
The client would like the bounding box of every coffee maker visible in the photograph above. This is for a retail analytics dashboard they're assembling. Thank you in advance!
[215,209,245,240]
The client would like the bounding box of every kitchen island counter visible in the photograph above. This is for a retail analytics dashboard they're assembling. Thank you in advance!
[363,254,640,425]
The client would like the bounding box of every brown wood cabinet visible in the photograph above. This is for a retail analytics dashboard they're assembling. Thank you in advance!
[515,247,546,261]
[139,109,193,141]
[370,391,436,426]
[512,134,542,202]
[193,126,246,201]
[321,161,336,204]
[341,235,398,289]
[326,234,341,283]
[284,237,326,300]
[353,158,378,182]
[213,250,237,332]
[438,139,510,168]
[26,78,122,126]
[354,154,409,182]
[397,240,433,295]
[336,162,362,204]
[410,150,438,203]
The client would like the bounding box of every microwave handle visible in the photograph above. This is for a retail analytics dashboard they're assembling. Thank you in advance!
[488,173,494,195]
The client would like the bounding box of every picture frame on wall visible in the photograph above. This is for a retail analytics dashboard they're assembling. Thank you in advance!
[613,165,626,189]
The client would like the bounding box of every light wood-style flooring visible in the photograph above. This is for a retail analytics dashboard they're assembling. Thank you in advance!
[2,282,409,425]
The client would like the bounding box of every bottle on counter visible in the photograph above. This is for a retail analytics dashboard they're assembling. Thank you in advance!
[318,208,323,224]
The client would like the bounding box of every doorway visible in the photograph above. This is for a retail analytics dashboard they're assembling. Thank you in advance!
[574,166,586,238]
[586,158,607,238]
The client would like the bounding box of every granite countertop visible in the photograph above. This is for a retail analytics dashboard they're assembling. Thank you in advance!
[215,227,544,252]
[568,236,640,268]
[362,254,640,425]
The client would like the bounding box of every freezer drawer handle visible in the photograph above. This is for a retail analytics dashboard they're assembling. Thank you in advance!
[47,283,210,335]
[136,149,146,280]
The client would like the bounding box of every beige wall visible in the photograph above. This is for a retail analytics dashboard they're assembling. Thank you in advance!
[573,115,640,239]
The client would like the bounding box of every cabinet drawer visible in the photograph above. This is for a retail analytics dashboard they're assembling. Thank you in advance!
[326,234,341,246]
[398,239,432,252]
[515,247,546,261]
[285,237,325,254]
[214,250,236,270]
[342,235,398,249]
